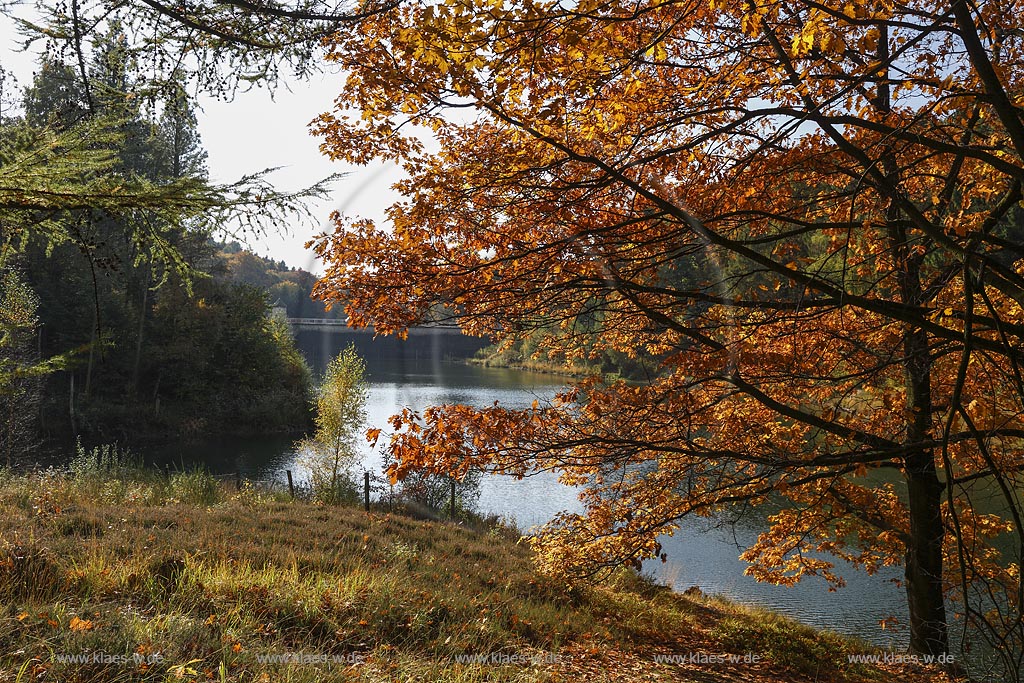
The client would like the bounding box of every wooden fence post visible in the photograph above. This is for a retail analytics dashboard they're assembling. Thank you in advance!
[364,472,370,512]
[287,470,295,499]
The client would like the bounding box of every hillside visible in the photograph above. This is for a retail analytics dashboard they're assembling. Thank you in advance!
[0,466,955,683]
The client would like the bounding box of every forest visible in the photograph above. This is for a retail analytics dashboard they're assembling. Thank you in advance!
[0,40,330,457]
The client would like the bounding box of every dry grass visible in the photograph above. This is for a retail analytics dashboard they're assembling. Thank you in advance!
[0,466,958,683]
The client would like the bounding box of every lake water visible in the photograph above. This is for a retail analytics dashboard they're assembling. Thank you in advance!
[153,351,915,649]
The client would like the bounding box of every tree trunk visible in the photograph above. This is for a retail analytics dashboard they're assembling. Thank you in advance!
[903,328,948,656]
[905,468,948,654]
[84,309,97,400]
[132,269,151,396]
[69,372,78,437]
[876,27,949,650]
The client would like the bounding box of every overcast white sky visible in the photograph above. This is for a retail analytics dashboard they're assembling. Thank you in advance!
[195,75,402,274]
[1,14,402,273]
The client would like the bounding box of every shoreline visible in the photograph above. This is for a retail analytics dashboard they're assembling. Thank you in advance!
[467,350,603,379]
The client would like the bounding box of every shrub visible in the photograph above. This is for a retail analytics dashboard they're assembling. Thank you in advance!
[68,439,142,478]
[170,469,221,506]
[295,344,367,505]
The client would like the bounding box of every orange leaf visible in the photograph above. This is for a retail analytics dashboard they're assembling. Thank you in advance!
[69,616,94,631]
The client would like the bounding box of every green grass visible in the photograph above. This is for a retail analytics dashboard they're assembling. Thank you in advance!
[0,465,949,683]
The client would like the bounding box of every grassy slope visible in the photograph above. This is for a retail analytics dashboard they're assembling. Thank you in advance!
[0,469,955,683]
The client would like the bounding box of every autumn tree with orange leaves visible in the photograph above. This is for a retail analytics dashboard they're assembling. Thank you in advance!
[310,0,1024,668]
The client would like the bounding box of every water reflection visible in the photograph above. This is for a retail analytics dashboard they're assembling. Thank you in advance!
[149,433,296,479]
[355,362,584,531]
[649,516,907,647]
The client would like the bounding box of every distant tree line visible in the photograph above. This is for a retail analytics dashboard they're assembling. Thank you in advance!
[217,243,344,321]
